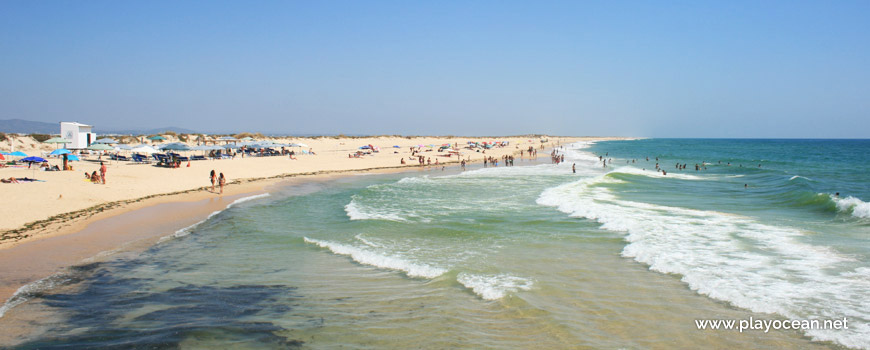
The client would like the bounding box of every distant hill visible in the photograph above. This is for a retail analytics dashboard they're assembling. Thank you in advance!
[98,126,198,135]
[0,119,59,134]
[0,119,197,135]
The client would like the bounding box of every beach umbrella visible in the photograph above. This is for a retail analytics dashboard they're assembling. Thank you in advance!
[87,144,114,151]
[116,144,133,150]
[0,151,8,155]
[147,135,166,141]
[240,137,254,141]
[131,144,158,154]
[21,156,46,163]
[10,151,27,157]
[21,156,47,178]
[94,138,118,144]
[50,149,71,156]
[223,144,240,149]
[393,145,400,148]
[67,155,80,161]
[160,142,191,151]
[0,154,4,161]
[43,137,70,149]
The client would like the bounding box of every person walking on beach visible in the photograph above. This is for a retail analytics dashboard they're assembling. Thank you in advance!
[218,173,226,194]
[210,170,216,192]
[572,163,576,174]
[99,161,107,184]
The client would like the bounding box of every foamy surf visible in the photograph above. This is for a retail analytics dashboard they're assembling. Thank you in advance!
[610,166,705,180]
[457,273,534,300]
[0,272,82,319]
[833,195,870,219]
[303,237,446,279]
[158,193,272,244]
[344,199,408,222]
[538,175,870,349]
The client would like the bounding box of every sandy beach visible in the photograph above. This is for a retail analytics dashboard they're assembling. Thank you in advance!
[0,135,618,304]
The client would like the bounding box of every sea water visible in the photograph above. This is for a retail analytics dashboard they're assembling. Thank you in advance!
[2,139,868,349]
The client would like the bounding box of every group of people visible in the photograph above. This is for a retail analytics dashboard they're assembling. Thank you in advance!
[209,169,226,194]
[84,161,108,184]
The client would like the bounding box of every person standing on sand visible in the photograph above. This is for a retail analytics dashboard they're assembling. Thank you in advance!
[210,170,216,192]
[572,163,576,174]
[219,173,226,194]
[100,161,107,184]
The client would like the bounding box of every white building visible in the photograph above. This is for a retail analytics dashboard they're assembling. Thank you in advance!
[60,122,96,149]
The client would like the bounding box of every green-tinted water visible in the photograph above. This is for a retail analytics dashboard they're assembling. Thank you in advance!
[3,139,868,349]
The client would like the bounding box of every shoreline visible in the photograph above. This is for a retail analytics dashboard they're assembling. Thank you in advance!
[0,163,454,305]
[0,136,623,319]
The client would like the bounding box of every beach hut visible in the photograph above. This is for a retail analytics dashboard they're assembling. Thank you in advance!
[60,122,96,149]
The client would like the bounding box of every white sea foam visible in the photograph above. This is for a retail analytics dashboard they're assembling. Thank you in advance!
[397,176,434,184]
[610,166,704,180]
[789,175,811,181]
[833,195,870,219]
[344,199,407,222]
[303,237,446,278]
[158,193,271,243]
[537,175,870,349]
[0,273,77,319]
[457,273,534,300]
[226,193,271,209]
[354,234,382,248]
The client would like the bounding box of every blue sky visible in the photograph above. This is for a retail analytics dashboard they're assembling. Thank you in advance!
[1,0,868,137]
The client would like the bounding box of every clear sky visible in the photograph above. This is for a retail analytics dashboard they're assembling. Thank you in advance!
[1,1,868,137]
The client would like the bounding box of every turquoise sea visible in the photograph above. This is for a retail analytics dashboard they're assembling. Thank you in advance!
[2,139,869,349]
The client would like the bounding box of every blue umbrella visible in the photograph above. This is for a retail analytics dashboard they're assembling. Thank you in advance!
[21,156,47,163]
[10,151,27,157]
[67,155,81,161]
[50,149,71,156]
[159,142,191,151]
[393,145,400,148]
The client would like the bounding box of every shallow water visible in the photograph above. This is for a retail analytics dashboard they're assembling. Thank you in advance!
[2,139,868,349]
